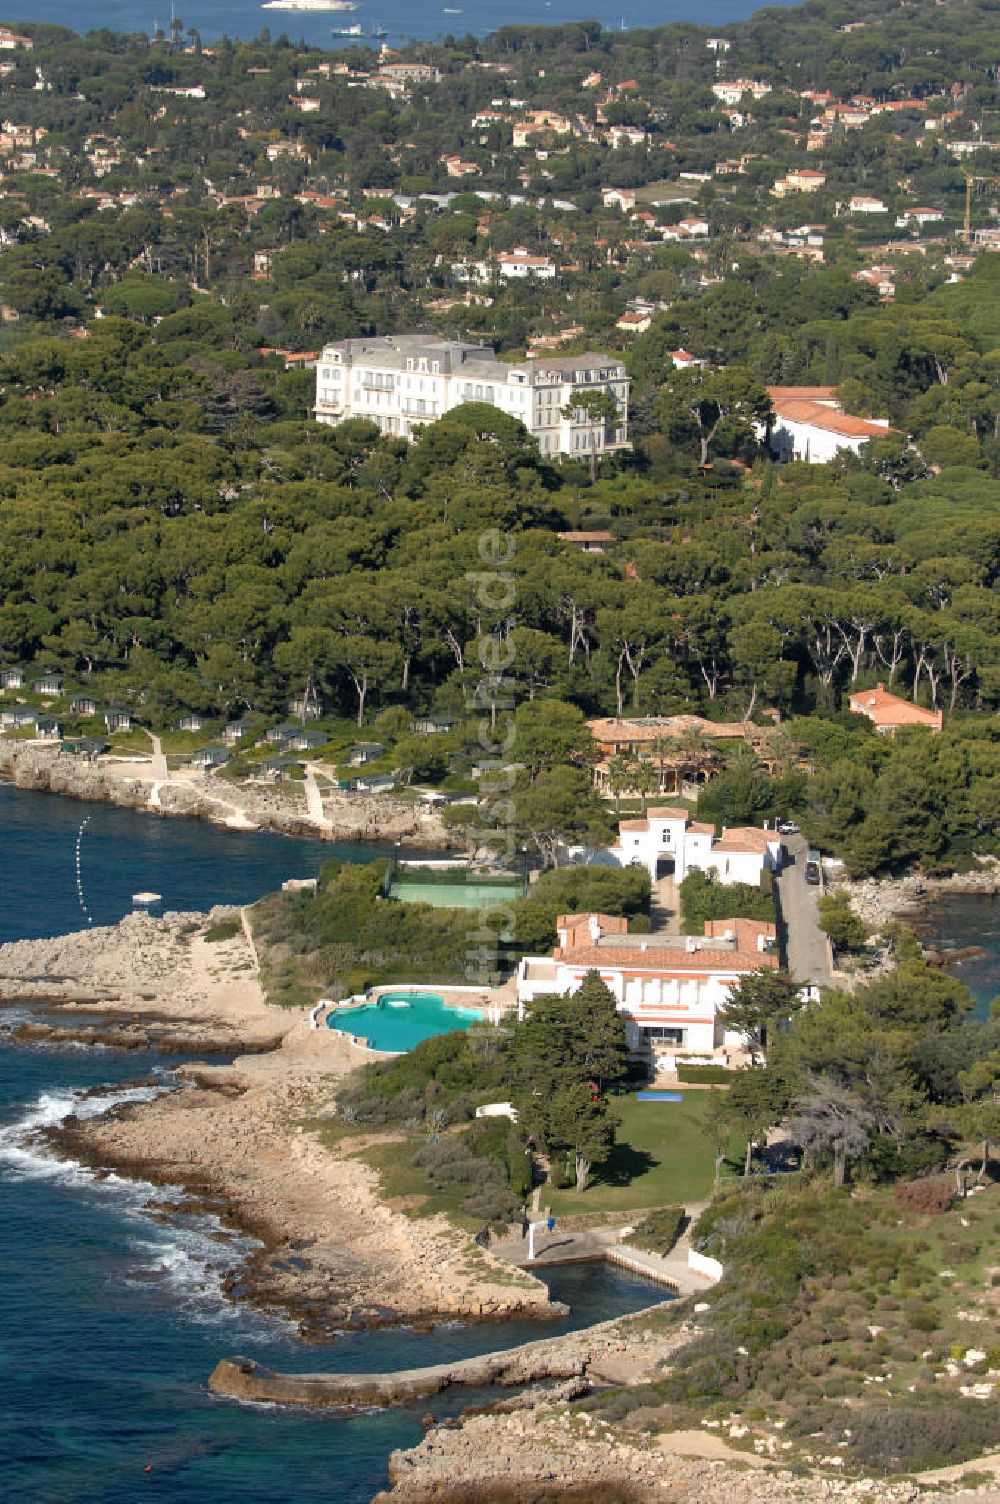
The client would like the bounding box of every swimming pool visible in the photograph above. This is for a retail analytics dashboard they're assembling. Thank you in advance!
[327,991,483,1052]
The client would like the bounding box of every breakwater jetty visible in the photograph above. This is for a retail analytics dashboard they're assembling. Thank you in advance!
[208,1298,680,1408]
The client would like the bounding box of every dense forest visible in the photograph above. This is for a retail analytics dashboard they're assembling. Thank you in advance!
[0,2,998,877]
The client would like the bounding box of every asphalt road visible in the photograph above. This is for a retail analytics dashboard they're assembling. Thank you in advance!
[775,833,834,987]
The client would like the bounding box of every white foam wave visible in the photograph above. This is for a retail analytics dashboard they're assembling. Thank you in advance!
[0,1075,289,1338]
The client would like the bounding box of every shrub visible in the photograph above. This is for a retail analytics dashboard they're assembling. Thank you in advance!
[625,1206,686,1257]
[677,1063,732,1084]
[894,1176,955,1216]
[205,917,241,943]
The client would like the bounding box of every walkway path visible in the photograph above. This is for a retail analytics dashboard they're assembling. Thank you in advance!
[302,766,328,827]
[145,731,168,781]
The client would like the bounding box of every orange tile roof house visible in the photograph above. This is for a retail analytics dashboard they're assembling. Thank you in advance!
[516,910,777,1060]
[765,386,894,463]
[848,683,943,734]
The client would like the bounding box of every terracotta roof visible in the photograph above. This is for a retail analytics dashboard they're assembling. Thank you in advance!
[588,715,751,744]
[769,398,894,438]
[688,821,717,835]
[647,806,690,820]
[848,683,942,730]
[561,944,777,973]
[766,385,837,403]
[557,530,615,543]
[705,917,777,947]
[618,819,649,832]
[713,826,777,853]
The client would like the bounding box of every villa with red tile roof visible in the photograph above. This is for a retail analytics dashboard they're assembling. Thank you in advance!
[515,910,778,1060]
[848,683,943,735]
[765,386,894,463]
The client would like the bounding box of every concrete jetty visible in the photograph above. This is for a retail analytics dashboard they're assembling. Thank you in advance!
[208,1329,588,1408]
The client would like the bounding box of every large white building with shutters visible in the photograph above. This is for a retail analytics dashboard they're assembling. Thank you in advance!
[313,335,630,458]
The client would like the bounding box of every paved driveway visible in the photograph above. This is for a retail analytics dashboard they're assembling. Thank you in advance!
[775,834,834,987]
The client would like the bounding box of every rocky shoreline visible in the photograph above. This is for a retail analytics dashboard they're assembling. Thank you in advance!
[0,909,552,1338]
[0,739,449,849]
[842,862,1000,938]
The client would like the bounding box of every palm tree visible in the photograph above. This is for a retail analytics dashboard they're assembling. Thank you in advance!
[606,754,632,816]
[632,758,659,814]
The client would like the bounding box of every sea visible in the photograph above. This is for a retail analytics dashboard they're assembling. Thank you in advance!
[8,0,802,52]
[0,783,670,1504]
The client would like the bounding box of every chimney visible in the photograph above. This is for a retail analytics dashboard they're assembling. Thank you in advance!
[588,914,602,942]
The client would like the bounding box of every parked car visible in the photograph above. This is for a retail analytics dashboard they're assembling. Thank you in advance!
[777,819,800,834]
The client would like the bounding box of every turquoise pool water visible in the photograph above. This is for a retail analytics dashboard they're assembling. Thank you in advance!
[327,991,483,1052]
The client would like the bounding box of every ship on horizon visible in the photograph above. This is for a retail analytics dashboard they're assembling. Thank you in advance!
[331,18,387,34]
[262,0,358,12]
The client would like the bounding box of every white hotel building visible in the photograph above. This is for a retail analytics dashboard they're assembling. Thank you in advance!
[313,335,630,458]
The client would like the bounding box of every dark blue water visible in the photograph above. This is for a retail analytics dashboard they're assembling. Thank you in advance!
[0,780,387,941]
[0,784,668,1503]
[920,893,1000,1023]
[8,0,802,50]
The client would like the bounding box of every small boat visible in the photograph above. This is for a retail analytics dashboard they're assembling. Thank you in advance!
[132,891,162,906]
[330,21,362,32]
[443,6,463,11]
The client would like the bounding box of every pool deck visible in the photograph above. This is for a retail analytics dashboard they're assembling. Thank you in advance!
[319,979,519,1055]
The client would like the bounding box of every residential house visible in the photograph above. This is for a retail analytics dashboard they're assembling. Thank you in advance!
[848,195,889,215]
[60,736,108,760]
[895,206,945,228]
[616,310,652,335]
[104,707,133,733]
[848,682,943,735]
[1,708,36,731]
[497,247,555,279]
[0,666,25,690]
[36,715,61,740]
[711,79,772,105]
[0,28,31,48]
[772,168,826,197]
[440,154,479,178]
[376,62,442,85]
[70,694,98,717]
[602,187,637,212]
[223,720,251,745]
[557,530,615,553]
[411,715,455,736]
[355,771,396,794]
[190,746,230,771]
[265,721,298,746]
[177,713,204,733]
[287,728,326,753]
[516,910,778,1059]
[765,385,894,463]
[32,673,63,697]
[605,807,784,887]
[348,741,385,766]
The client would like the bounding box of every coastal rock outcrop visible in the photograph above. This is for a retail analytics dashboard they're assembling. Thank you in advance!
[0,740,448,848]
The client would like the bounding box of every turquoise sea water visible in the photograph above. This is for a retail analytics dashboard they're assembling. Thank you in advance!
[0,783,668,1503]
[328,991,483,1050]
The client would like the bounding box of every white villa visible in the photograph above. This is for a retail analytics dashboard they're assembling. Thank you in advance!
[313,335,630,458]
[516,911,778,1060]
[765,385,894,464]
[606,806,784,886]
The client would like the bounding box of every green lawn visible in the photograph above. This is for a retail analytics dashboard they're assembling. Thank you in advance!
[546,1091,737,1216]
